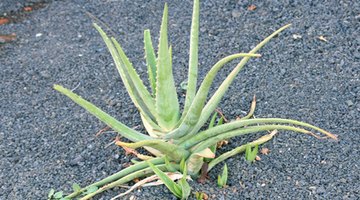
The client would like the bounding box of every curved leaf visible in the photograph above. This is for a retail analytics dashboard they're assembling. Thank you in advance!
[54,85,150,142]
[182,24,292,138]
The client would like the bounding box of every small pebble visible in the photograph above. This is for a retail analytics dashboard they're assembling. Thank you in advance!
[345,100,354,106]
[231,10,241,18]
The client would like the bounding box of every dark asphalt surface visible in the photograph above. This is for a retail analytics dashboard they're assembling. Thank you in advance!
[1,0,359,199]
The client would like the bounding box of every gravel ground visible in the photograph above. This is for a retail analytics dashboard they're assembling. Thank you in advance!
[1,0,359,199]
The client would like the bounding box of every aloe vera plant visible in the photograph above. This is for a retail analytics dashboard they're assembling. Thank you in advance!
[53,0,337,199]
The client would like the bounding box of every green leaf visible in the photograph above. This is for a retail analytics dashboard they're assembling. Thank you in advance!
[144,29,157,96]
[195,192,204,200]
[48,189,55,199]
[84,185,98,194]
[147,161,182,198]
[207,132,276,172]
[116,139,189,161]
[179,157,186,174]
[110,37,158,117]
[72,183,81,193]
[217,116,224,126]
[178,177,191,200]
[165,53,260,140]
[93,23,160,133]
[164,156,177,172]
[180,117,328,149]
[54,85,151,142]
[187,148,214,176]
[245,144,258,162]
[208,112,218,129]
[217,163,228,188]
[177,24,292,140]
[182,0,200,119]
[53,191,63,199]
[155,3,180,130]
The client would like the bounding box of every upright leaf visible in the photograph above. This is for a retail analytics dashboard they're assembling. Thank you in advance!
[155,3,180,130]
[93,24,160,132]
[165,53,260,139]
[182,0,200,119]
[183,24,292,138]
[144,29,157,96]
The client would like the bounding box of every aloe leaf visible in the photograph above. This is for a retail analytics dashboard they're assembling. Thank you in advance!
[217,116,224,126]
[204,113,220,163]
[208,112,218,129]
[93,24,160,131]
[191,124,311,153]
[181,117,337,148]
[111,37,158,119]
[147,161,182,198]
[80,164,174,200]
[217,163,227,188]
[187,148,215,176]
[155,3,180,130]
[144,29,157,96]
[65,157,165,199]
[245,144,258,162]
[166,53,261,139]
[182,0,200,120]
[116,140,189,161]
[183,24,292,138]
[208,131,276,171]
[178,177,191,200]
[164,156,177,172]
[239,95,256,120]
[54,85,150,142]
[179,157,186,173]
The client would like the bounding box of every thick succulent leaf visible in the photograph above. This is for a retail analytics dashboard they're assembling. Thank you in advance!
[65,157,165,199]
[155,3,180,130]
[165,53,260,140]
[54,85,150,142]
[178,177,191,200]
[181,117,337,148]
[182,0,200,120]
[186,148,215,176]
[140,113,165,138]
[116,140,189,161]
[111,38,158,119]
[147,161,182,198]
[191,124,312,153]
[207,131,276,171]
[144,29,157,96]
[93,24,160,132]
[81,164,171,200]
[183,24,292,138]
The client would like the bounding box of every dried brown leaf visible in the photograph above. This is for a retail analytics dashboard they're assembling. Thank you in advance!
[248,5,257,11]
[260,148,270,155]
